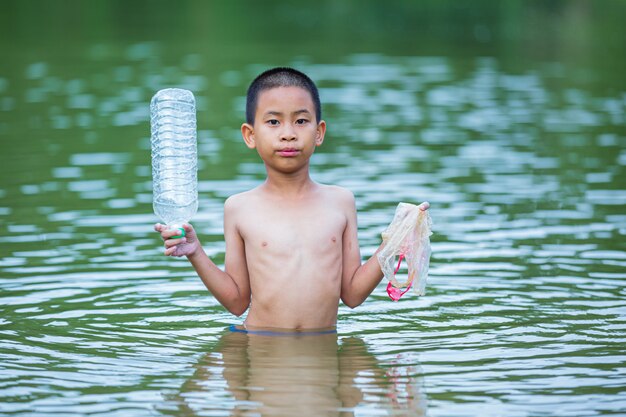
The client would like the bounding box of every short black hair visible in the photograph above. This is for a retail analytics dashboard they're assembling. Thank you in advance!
[245,67,321,125]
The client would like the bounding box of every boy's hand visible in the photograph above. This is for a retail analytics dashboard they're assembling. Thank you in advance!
[418,201,430,211]
[154,223,201,257]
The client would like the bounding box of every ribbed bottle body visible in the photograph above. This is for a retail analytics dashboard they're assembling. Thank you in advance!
[150,88,198,226]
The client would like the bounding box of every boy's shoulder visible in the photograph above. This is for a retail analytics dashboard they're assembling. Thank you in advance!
[313,184,356,213]
[317,183,355,203]
[224,188,257,212]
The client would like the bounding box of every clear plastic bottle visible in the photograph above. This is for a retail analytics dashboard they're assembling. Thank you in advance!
[150,88,197,236]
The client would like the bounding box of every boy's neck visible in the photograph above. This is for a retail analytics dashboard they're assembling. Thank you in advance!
[262,168,316,197]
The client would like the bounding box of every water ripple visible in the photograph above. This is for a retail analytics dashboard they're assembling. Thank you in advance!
[1,51,625,416]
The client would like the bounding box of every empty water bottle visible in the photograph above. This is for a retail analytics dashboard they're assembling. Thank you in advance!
[150,88,198,238]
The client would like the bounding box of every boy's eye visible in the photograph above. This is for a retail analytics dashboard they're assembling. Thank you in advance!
[295,118,309,125]
[267,119,279,126]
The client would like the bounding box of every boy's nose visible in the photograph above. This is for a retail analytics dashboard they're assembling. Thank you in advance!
[280,125,297,141]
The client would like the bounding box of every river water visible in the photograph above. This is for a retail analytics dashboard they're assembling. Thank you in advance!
[1,2,625,416]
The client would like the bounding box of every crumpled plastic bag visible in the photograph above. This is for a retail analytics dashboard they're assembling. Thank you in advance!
[377,202,433,301]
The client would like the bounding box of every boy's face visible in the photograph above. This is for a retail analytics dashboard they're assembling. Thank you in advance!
[241,86,326,174]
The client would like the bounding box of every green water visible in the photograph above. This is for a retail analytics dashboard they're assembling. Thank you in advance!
[1,1,625,416]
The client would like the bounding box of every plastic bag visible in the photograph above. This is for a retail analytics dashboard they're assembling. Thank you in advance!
[377,202,432,301]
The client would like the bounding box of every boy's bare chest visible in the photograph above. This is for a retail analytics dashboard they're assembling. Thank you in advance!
[238,201,346,250]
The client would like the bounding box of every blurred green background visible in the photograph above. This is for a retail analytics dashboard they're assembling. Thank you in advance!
[2,0,624,78]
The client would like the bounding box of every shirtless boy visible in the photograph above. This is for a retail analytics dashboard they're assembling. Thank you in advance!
[155,67,428,330]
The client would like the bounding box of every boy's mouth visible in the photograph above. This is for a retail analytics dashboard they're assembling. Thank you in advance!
[277,148,300,157]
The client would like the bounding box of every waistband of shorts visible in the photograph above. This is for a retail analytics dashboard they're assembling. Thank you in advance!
[229,324,337,336]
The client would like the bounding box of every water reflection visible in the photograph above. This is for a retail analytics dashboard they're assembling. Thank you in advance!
[166,331,426,416]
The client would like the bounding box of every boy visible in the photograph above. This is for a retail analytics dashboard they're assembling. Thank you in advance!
[155,67,428,331]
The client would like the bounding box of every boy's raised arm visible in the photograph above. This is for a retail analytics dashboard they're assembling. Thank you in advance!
[339,192,384,308]
[188,197,251,316]
[340,195,430,308]
[155,197,251,316]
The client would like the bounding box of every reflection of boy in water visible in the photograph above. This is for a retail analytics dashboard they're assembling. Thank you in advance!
[170,331,427,416]
[155,67,428,330]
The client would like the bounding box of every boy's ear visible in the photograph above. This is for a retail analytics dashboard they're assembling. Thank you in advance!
[241,123,256,149]
[315,120,326,146]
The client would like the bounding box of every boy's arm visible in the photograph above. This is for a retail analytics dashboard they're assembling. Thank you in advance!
[188,197,251,316]
[340,192,384,308]
[157,198,251,316]
[340,194,430,308]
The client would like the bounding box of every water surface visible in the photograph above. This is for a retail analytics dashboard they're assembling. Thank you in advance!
[1,2,625,416]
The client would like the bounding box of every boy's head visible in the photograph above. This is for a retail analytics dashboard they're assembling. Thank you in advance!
[246,67,321,125]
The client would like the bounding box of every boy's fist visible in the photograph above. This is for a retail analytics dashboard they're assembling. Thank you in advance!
[154,223,200,257]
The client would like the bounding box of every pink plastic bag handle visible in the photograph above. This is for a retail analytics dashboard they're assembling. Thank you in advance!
[386,254,413,301]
